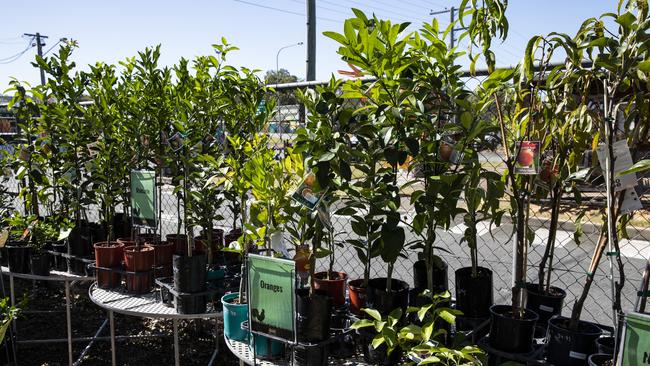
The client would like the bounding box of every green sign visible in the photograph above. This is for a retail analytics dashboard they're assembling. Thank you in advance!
[247,254,295,341]
[130,170,157,229]
[620,312,650,365]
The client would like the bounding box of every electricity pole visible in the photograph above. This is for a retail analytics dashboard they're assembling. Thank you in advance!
[23,32,48,85]
[430,7,467,49]
[306,0,316,81]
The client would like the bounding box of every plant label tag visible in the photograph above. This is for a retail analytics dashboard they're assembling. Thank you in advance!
[569,351,587,360]
[168,132,184,152]
[596,140,637,192]
[291,173,327,211]
[87,142,100,157]
[0,229,8,248]
[539,304,554,313]
[19,147,30,162]
[62,168,77,182]
[514,141,540,175]
[621,188,643,214]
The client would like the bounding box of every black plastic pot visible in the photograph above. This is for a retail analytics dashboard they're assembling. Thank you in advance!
[547,317,603,366]
[367,278,409,316]
[296,288,332,342]
[358,328,403,365]
[488,304,539,353]
[293,344,329,366]
[174,294,207,315]
[51,242,67,270]
[30,253,50,276]
[413,259,447,294]
[69,224,92,257]
[525,283,567,324]
[455,266,493,319]
[596,336,615,355]
[173,252,207,293]
[172,252,207,314]
[588,353,613,366]
[6,243,31,274]
[329,311,355,359]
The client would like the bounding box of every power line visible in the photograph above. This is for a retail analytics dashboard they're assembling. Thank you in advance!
[0,37,34,64]
[232,0,342,23]
[342,0,430,23]
[285,0,352,17]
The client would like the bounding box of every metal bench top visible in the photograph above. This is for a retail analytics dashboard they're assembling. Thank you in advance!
[0,266,93,282]
[89,283,222,319]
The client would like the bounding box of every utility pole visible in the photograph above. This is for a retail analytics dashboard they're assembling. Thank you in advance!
[306,0,316,81]
[23,32,48,85]
[430,7,467,49]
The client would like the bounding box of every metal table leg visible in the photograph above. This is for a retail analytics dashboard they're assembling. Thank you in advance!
[110,310,116,366]
[9,274,17,366]
[173,319,180,366]
[65,281,73,366]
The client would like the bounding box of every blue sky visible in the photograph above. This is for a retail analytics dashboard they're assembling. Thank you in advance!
[0,1,616,91]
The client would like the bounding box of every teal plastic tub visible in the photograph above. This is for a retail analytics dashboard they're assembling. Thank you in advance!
[221,292,249,341]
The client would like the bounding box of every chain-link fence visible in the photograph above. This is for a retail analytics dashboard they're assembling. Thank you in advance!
[2,72,649,329]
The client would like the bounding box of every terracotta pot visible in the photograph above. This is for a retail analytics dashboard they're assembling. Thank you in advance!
[151,241,175,277]
[166,234,190,256]
[94,241,124,288]
[124,245,155,293]
[348,278,367,315]
[313,271,348,308]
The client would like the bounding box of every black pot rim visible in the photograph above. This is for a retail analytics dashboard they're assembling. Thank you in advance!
[596,336,615,345]
[588,353,614,362]
[414,258,447,270]
[348,278,366,289]
[490,304,539,322]
[548,316,603,336]
[525,283,567,299]
[367,277,409,293]
[455,266,492,277]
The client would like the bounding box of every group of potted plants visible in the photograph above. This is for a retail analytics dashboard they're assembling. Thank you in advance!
[1,0,649,364]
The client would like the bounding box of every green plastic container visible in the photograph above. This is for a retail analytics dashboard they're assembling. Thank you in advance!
[222,292,249,341]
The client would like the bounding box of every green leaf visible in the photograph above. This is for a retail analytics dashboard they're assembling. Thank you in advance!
[319,151,336,162]
[438,309,456,325]
[618,159,650,175]
[362,308,382,321]
[371,335,385,349]
[350,319,374,329]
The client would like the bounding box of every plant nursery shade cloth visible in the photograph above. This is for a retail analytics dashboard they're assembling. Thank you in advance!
[247,254,295,341]
[619,311,650,366]
[130,170,157,229]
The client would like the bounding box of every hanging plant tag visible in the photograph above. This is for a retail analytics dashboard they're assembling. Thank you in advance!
[131,170,158,229]
[596,140,637,192]
[291,173,328,211]
[87,142,100,157]
[621,188,643,214]
[514,141,540,175]
[168,132,184,152]
[19,147,30,162]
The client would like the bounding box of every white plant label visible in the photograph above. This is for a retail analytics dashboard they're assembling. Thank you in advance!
[621,188,644,214]
[596,140,637,192]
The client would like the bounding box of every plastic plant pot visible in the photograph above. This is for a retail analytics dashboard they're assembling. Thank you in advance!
[455,266,493,319]
[313,271,348,308]
[546,316,602,366]
[525,283,567,324]
[488,304,539,354]
[29,252,50,276]
[348,278,366,315]
[6,243,31,274]
[123,245,155,293]
[250,332,284,360]
[366,278,409,316]
[413,259,448,293]
[222,292,249,341]
[94,241,124,288]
